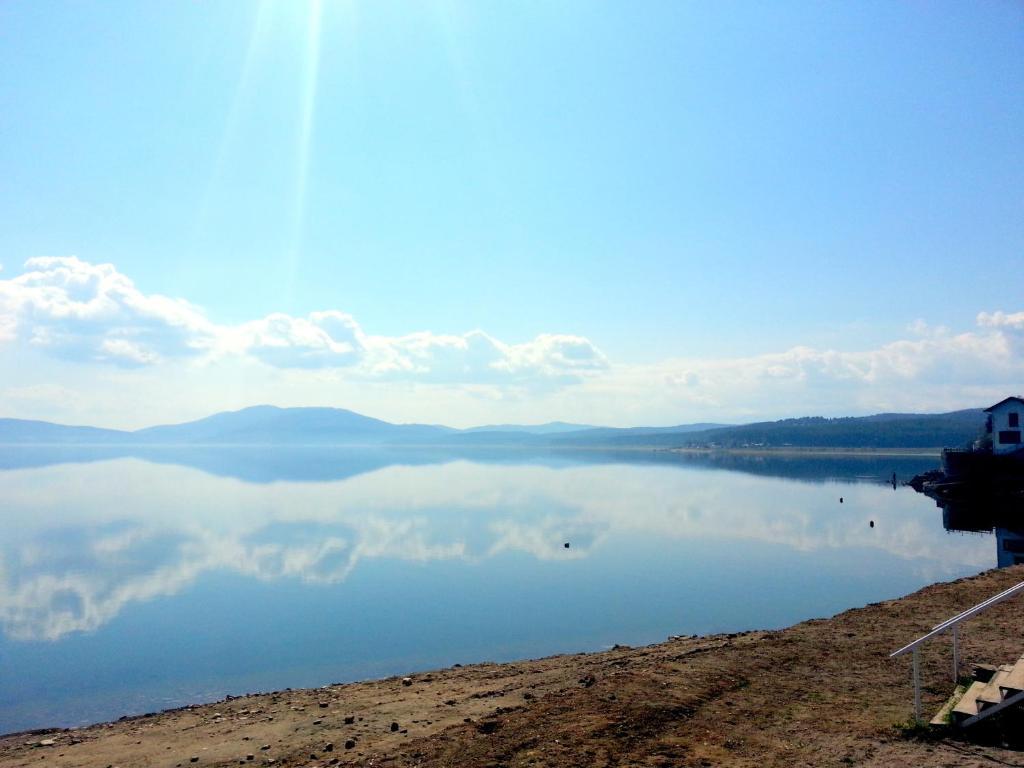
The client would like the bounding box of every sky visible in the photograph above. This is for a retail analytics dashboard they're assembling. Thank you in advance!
[1,1,1022,429]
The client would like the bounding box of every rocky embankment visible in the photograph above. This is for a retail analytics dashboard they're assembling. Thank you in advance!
[4,566,1024,768]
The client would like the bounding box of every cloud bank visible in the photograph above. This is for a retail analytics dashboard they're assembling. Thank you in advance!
[0,256,1021,426]
[0,257,608,384]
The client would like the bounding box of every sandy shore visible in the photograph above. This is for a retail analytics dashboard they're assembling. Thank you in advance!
[4,566,1024,767]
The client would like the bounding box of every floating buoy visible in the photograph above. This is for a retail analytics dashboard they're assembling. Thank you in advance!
[839,497,844,504]
[869,520,874,528]
[564,542,570,549]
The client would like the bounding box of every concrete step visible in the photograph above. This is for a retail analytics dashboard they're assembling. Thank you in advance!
[976,680,1006,708]
[976,666,1015,708]
[952,681,989,724]
[931,684,969,726]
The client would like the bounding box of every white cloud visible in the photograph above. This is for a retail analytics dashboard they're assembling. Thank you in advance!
[0,256,215,367]
[363,330,608,385]
[230,311,367,369]
[978,310,1024,331]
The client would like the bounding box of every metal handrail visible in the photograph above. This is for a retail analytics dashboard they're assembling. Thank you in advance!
[930,581,1024,632]
[889,579,1024,722]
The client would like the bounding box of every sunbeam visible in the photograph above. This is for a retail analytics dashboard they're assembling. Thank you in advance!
[195,0,272,233]
[284,0,324,307]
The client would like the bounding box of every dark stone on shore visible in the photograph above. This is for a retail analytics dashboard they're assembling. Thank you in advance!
[390,722,399,732]
[477,719,501,734]
[344,715,355,724]
[324,743,333,752]
[345,739,356,750]
[401,677,412,686]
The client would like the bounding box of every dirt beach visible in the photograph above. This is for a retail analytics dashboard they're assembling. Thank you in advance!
[4,566,1024,768]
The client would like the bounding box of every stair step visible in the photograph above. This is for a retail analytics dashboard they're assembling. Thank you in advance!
[976,679,1006,708]
[976,666,1014,707]
[931,684,969,726]
[952,681,989,723]
[1000,657,1024,695]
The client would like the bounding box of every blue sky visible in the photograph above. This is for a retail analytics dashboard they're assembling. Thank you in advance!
[1,1,1022,428]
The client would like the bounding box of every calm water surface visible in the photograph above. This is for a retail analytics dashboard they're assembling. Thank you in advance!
[0,449,999,733]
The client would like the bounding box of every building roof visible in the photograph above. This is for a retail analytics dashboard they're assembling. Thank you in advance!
[984,396,1024,413]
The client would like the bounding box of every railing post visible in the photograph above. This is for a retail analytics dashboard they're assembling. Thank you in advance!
[913,647,922,723]
[952,625,960,682]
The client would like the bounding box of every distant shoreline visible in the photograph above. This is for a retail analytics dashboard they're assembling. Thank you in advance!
[663,446,943,458]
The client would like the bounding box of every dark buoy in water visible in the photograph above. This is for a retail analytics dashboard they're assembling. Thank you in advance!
[839,497,844,504]
[869,520,874,528]
[564,542,570,549]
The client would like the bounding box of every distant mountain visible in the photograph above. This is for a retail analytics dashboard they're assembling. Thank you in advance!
[132,405,453,445]
[0,406,988,450]
[0,418,128,444]
[0,406,453,447]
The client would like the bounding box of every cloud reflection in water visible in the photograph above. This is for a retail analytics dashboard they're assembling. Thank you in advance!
[0,455,990,641]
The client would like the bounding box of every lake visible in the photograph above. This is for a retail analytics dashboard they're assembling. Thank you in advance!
[0,448,1000,734]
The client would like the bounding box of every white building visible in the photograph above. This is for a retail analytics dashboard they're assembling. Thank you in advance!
[984,396,1024,455]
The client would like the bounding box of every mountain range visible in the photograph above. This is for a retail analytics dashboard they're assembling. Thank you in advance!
[0,405,987,449]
